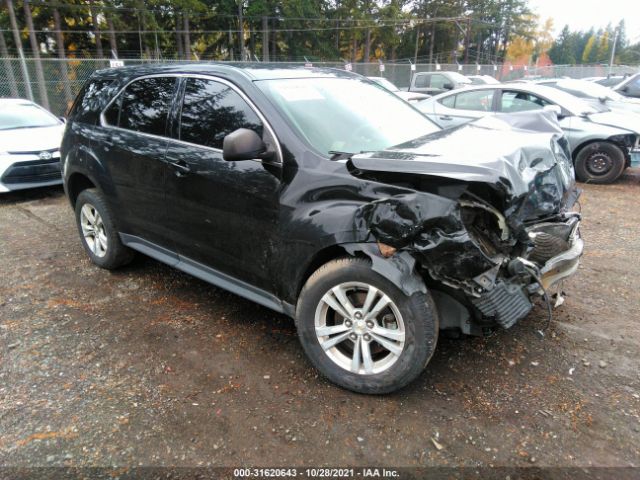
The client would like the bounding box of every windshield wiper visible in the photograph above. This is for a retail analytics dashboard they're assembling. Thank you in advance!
[329,150,356,161]
[328,150,374,161]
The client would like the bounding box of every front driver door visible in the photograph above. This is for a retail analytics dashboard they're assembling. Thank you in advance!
[164,77,282,292]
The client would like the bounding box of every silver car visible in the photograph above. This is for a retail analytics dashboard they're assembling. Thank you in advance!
[416,83,640,183]
[535,78,640,116]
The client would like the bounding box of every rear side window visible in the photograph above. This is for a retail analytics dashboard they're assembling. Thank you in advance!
[179,78,263,149]
[106,77,176,136]
[69,78,116,123]
[439,95,456,108]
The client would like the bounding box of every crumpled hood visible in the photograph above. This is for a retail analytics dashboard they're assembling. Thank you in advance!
[351,110,574,197]
[587,110,640,134]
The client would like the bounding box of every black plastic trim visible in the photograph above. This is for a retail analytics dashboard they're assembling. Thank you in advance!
[119,233,287,315]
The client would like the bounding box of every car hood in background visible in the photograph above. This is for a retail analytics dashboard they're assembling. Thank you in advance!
[586,111,640,134]
[0,124,64,152]
[349,110,576,225]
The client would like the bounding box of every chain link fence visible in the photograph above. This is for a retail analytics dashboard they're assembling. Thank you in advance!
[1,57,638,116]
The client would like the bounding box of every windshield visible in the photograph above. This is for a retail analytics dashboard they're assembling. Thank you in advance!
[0,102,60,131]
[257,77,439,156]
[370,77,399,92]
[552,79,624,101]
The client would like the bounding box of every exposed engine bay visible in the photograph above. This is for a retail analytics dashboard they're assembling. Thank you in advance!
[348,111,584,335]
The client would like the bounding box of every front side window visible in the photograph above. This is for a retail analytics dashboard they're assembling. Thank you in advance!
[500,90,550,113]
[429,74,449,89]
[454,90,494,111]
[179,78,263,150]
[111,77,176,136]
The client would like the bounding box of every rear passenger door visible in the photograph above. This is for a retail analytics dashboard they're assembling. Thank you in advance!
[163,76,282,292]
[95,76,177,246]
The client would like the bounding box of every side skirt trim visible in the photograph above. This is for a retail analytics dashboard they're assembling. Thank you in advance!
[119,233,287,315]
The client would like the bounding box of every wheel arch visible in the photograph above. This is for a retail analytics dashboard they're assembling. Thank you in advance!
[66,172,97,207]
[572,137,630,166]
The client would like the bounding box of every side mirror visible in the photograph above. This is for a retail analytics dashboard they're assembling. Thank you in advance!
[543,105,562,117]
[59,116,67,123]
[443,82,454,90]
[222,128,266,161]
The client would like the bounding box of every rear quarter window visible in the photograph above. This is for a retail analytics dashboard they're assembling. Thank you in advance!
[68,78,118,123]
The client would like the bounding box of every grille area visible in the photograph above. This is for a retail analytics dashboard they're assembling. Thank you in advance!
[1,158,62,185]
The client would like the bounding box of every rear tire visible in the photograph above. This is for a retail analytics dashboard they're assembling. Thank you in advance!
[574,142,626,184]
[74,188,134,269]
[295,257,438,394]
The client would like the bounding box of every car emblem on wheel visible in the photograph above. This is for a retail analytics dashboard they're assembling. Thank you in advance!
[38,151,52,160]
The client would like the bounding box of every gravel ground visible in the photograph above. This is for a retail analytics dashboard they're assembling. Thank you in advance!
[1,169,639,473]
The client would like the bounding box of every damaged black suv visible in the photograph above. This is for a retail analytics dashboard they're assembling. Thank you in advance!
[62,64,583,394]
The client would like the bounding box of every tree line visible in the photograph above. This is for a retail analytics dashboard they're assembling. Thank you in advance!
[548,21,639,66]
[1,0,542,64]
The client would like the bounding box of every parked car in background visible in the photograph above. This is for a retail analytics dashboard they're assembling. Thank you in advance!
[0,99,64,193]
[591,75,627,87]
[467,75,500,85]
[535,78,640,115]
[408,71,471,95]
[62,64,583,394]
[367,76,430,102]
[612,72,640,99]
[416,83,640,183]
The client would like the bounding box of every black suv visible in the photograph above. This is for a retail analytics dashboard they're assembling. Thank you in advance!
[62,64,583,394]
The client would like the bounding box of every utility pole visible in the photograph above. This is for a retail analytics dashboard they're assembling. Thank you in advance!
[23,0,49,108]
[5,0,33,101]
[464,17,471,64]
[609,27,619,75]
[106,14,118,59]
[183,13,191,60]
[413,26,420,65]
[88,0,104,58]
[52,7,73,106]
[238,1,244,61]
[262,16,269,61]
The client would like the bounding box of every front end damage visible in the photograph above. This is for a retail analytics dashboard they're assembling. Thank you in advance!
[349,111,583,335]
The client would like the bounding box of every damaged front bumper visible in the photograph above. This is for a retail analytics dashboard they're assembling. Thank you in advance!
[470,213,583,330]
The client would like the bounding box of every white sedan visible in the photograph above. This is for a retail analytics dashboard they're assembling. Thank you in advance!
[0,99,65,192]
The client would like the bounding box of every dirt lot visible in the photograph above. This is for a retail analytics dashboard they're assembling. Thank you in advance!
[1,169,639,473]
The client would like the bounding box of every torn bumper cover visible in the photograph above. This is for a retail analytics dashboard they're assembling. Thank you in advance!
[350,111,583,331]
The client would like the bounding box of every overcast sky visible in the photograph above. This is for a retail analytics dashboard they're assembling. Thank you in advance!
[527,0,640,42]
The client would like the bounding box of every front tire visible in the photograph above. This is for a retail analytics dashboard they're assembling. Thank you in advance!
[574,142,626,184]
[74,188,134,269]
[296,257,438,394]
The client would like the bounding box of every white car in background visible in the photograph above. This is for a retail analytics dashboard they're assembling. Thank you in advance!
[0,99,65,193]
[367,76,431,102]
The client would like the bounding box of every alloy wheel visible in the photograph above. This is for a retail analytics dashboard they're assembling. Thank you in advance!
[314,282,406,375]
[80,203,108,258]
